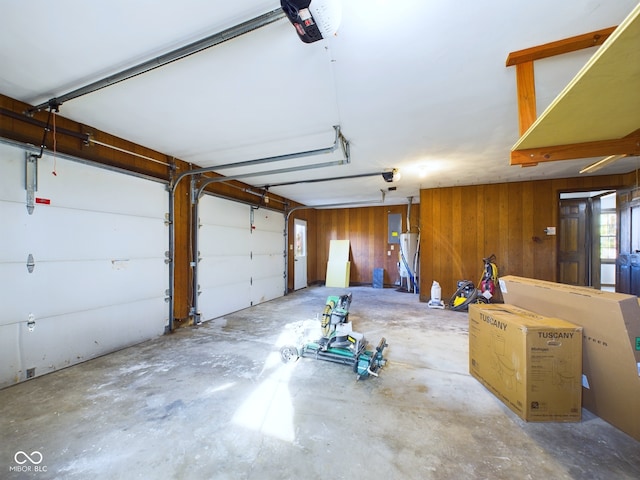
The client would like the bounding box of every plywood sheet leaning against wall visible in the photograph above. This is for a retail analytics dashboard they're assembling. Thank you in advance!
[326,240,350,288]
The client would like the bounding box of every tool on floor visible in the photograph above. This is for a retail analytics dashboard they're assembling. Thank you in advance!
[448,254,499,311]
[479,254,499,301]
[427,280,445,309]
[279,293,388,380]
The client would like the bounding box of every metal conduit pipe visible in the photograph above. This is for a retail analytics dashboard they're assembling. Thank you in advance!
[193,126,344,173]
[29,8,286,113]
[1,107,173,168]
[261,170,385,188]
[172,126,343,187]
[168,131,350,330]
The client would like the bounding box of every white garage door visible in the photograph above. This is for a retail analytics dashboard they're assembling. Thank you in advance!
[0,142,168,388]
[197,195,285,321]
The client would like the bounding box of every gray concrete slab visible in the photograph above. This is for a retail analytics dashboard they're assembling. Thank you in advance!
[1,286,639,479]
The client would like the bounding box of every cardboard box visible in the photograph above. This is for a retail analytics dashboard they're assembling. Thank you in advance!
[500,275,640,440]
[469,303,583,422]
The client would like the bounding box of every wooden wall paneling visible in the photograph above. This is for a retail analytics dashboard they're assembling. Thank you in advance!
[533,180,556,281]
[475,185,486,282]
[451,187,465,282]
[368,208,377,281]
[506,182,524,277]
[357,208,366,283]
[350,208,363,283]
[521,181,536,278]
[373,207,386,284]
[419,190,433,299]
[173,179,192,323]
[484,184,509,282]
[419,175,626,302]
[361,208,371,283]
[461,187,478,285]
[497,184,510,278]
[439,188,448,288]
[428,188,441,297]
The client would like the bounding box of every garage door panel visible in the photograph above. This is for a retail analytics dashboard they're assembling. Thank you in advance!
[197,195,285,320]
[0,298,166,389]
[199,256,251,289]
[251,252,284,304]
[0,145,167,218]
[199,224,251,256]
[0,259,166,324]
[199,196,248,228]
[0,144,168,386]
[35,156,167,218]
[199,284,251,321]
[251,277,283,304]
[250,230,284,255]
[252,253,283,277]
[1,208,165,262]
[251,209,285,232]
[0,324,20,385]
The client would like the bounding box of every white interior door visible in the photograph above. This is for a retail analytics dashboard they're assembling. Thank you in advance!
[0,143,168,388]
[294,218,308,290]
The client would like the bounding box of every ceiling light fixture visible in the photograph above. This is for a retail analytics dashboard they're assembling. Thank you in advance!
[579,154,627,174]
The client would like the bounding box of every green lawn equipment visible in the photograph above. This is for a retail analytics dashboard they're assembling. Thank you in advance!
[279,293,388,380]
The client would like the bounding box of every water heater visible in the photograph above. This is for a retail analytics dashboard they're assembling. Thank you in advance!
[399,232,419,292]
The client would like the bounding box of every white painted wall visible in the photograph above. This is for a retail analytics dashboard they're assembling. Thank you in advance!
[0,143,168,388]
[197,195,284,321]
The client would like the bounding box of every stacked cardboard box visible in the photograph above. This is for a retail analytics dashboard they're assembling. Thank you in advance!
[469,303,583,422]
[500,276,640,441]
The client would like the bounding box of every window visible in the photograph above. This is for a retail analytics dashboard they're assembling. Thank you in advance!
[600,211,617,260]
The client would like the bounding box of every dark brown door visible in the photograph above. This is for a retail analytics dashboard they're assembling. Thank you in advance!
[617,190,640,295]
[558,199,588,285]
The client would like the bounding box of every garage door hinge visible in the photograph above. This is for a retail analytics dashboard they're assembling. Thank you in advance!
[165,251,172,264]
[250,277,253,286]
[25,152,38,215]
[26,253,35,273]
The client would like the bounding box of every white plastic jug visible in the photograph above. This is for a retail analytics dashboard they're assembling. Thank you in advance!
[431,281,442,302]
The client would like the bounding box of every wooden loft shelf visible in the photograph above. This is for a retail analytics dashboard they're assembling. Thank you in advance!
[508,3,640,167]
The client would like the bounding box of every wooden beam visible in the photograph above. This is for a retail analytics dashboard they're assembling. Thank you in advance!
[506,26,617,66]
[510,129,640,165]
[515,61,537,135]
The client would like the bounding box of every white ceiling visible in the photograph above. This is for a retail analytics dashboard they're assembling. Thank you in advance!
[1,0,639,206]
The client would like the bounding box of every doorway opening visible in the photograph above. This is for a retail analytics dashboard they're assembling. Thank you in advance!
[293,218,308,290]
[558,190,616,291]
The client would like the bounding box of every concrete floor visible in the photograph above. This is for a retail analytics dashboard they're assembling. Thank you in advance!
[1,285,639,480]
